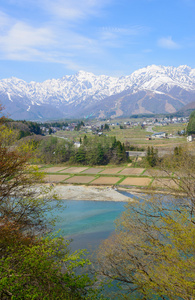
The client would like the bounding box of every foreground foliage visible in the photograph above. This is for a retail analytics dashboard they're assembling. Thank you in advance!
[0,224,95,299]
[0,106,103,299]
[97,149,195,300]
[97,197,195,299]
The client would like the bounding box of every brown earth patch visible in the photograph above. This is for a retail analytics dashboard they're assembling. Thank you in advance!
[64,167,88,173]
[101,167,124,174]
[65,176,95,184]
[43,167,68,173]
[120,177,151,186]
[82,168,104,174]
[152,178,179,189]
[144,169,171,177]
[91,177,121,185]
[119,168,145,175]
[44,174,70,182]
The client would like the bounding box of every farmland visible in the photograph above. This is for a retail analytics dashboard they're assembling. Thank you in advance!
[40,165,180,191]
[53,119,188,152]
[38,115,194,192]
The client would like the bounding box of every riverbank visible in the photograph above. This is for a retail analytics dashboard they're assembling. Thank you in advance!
[51,185,136,202]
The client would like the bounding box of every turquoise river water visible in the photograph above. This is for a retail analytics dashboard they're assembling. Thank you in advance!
[51,191,142,251]
[53,199,126,251]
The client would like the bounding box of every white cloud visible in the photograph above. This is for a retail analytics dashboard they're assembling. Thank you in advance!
[99,26,149,48]
[45,0,97,20]
[0,0,111,67]
[24,0,109,22]
[0,11,14,31]
[0,20,54,59]
[0,11,102,68]
[3,0,110,23]
[0,2,149,74]
[157,36,180,49]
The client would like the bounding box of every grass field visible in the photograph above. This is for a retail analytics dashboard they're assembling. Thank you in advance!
[152,123,187,135]
[106,126,148,139]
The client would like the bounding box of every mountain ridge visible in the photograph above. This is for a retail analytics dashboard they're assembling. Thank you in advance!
[0,65,195,120]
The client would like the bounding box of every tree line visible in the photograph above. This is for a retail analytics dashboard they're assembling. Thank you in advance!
[39,135,128,165]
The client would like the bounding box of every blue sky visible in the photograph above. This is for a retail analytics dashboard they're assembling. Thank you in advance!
[0,0,194,82]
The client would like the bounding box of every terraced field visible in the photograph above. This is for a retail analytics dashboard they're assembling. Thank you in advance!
[41,166,181,191]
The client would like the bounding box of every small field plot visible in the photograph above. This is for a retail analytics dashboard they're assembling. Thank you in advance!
[152,123,186,135]
[144,169,171,177]
[82,168,104,174]
[119,168,145,175]
[119,177,151,186]
[65,176,95,184]
[64,167,88,173]
[44,175,70,182]
[152,178,179,189]
[43,167,68,173]
[101,167,124,174]
[91,177,121,185]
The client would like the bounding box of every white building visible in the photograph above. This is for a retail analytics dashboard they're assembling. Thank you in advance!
[152,132,166,138]
[187,135,195,142]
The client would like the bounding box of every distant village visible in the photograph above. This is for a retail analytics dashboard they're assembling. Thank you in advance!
[40,116,189,140]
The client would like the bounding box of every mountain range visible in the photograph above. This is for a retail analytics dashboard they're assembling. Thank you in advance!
[0,65,195,120]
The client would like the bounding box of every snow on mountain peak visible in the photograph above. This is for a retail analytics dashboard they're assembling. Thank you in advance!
[0,65,194,108]
[1,64,195,120]
[76,70,94,77]
[177,65,192,73]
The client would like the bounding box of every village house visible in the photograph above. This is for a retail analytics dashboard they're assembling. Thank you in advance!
[187,134,195,142]
[152,132,167,139]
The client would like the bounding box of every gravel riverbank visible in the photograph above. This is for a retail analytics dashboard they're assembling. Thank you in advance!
[52,185,135,202]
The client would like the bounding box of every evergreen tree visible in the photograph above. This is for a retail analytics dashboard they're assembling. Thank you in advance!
[104,123,110,131]
[96,143,105,165]
[76,146,86,164]
[111,136,117,149]
[187,110,195,134]
[146,146,158,167]
[83,135,88,145]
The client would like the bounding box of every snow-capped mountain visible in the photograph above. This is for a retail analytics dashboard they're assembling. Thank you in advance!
[0,65,195,120]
